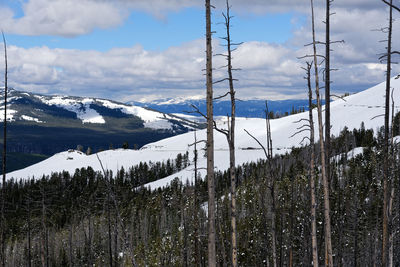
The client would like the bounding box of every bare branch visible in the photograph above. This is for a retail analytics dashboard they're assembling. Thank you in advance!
[213,91,230,100]
[188,140,207,147]
[297,124,312,131]
[213,78,229,84]
[297,54,326,60]
[330,40,345,45]
[290,128,311,138]
[371,114,385,120]
[244,129,268,158]
[382,0,400,12]
[304,41,326,46]
[299,136,311,144]
[330,94,347,102]
[190,104,208,120]
[214,120,229,136]
[293,118,311,124]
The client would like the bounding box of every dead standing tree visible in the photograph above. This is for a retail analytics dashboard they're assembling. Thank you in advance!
[212,0,241,265]
[205,1,216,266]
[244,101,277,267]
[380,1,400,266]
[1,31,7,267]
[310,0,334,265]
[379,0,398,265]
[298,62,319,267]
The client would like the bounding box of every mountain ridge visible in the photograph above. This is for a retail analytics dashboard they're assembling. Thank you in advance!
[0,89,205,159]
[7,78,400,186]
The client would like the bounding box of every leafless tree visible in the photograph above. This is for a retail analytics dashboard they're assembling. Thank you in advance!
[1,31,7,267]
[302,62,319,267]
[244,102,277,267]
[380,1,395,266]
[324,0,332,187]
[310,1,333,265]
[212,0,241,265]
[205,1,216,266]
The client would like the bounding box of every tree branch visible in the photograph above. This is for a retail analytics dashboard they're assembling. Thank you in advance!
[244,129,268,158]
[382,0,400,12]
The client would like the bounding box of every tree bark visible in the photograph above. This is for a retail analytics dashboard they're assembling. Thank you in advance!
[1,32,7,267]
[205,1,216,266]
[222,1,238,266]
[306,62,319,267]
[325,0,331,189]
[382,1,393,266]
[310,1,333,265]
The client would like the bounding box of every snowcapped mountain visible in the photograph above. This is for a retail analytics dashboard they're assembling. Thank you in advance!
[1,89,203,129]
[129,98,322,118]
[7,78,400,187]
[0,89,205,156]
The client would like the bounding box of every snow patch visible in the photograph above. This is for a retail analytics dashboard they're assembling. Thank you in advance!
[37,96,105,124]
[97,99,173,130]
[21,115,44,123]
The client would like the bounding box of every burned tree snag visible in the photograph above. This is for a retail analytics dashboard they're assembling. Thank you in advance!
[310,1,333,265]
[205,1,216,266]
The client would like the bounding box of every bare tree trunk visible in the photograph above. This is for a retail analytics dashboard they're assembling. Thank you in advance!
[221,1,238,266]
[1,32,7,267]
[69,215,73,267]
[27,188,32,267]
[216,200,228,267]
[289,175,295,267]
[40,186,49,267]
[88,208,93,266]
[193,131,201,266]
[205,1,216,266]
[107,190,113,267]
[244,103,275,267]
[325,0,331,190]
[310,1,333,266]
[114,209,118,267]
[265,103,277,267]
[306,62,319,267]
[353,200,359,267]
[271,185,277,267]
[382,2,393,266]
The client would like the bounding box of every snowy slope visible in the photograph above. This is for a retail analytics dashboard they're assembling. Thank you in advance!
[7,78,400,189]
[0,89,202,131]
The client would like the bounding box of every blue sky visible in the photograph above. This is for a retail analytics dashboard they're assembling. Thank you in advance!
[0,0,398,102]
[5,6,297,51]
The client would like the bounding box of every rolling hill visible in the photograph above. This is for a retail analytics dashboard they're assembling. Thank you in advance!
[6,78,400,186]
[0,89,205,160]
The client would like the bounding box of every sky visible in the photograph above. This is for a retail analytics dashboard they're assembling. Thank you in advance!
[0,0,399,103]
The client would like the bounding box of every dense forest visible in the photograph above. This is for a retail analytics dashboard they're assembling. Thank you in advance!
[1,0,400,266]
[0,125,398,266]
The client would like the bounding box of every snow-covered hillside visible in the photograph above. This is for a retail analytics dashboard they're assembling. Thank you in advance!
[0,89,202,131]
[7,78,400,189]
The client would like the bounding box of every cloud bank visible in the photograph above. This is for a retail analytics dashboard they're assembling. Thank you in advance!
[0,0,399,101]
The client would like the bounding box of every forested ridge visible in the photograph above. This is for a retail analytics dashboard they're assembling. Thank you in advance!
[1,0,400,265]
[0,125,399,266]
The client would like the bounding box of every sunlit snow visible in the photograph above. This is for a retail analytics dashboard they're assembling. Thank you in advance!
[7,78,400,190]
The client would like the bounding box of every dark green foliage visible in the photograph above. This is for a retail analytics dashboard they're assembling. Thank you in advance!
[122,141,129,149]
[394,111,400,136]
[353,122,375,147]
[1,127,399,266]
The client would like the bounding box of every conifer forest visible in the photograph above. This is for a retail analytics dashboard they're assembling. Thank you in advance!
[1,0,400,266]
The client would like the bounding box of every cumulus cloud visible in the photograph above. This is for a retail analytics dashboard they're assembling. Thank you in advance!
[0,0,127,37]
[0,0,399,101]
[1,34,395,102]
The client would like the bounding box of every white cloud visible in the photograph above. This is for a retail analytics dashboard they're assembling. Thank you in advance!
[0,0,127,37]
[0,0,399,101]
